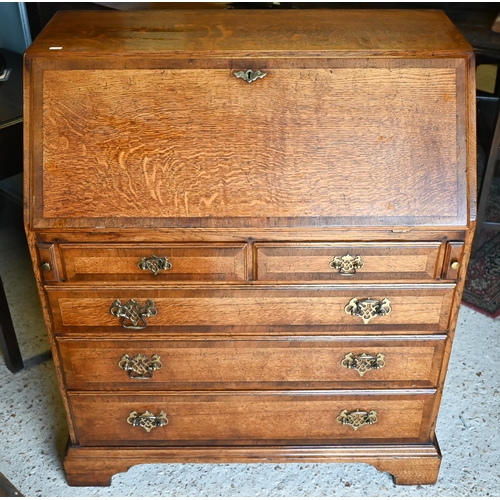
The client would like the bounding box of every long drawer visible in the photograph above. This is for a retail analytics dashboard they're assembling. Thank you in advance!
[255,242,448,282]
[47,285,455,334]
[58,336,445,390]
[55,243,248,282]
[68,390,435,446]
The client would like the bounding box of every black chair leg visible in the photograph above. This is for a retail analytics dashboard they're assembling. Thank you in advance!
[0,276,24,373]
[472,96,500,257]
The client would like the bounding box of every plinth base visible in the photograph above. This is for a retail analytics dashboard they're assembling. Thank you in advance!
[64,441,442,487]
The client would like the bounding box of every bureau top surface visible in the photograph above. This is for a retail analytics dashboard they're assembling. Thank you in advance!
[26,9,471,58]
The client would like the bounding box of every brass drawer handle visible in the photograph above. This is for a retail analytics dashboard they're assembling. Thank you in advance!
[330,254,364,275]
[110,299,158,330]
[118,353,162,379]
[345,297,391,324]
[127,410,168,433]
[341,352,386,377]
[336,409,378,430]
[137,256,172,275]
[234,69,267,83]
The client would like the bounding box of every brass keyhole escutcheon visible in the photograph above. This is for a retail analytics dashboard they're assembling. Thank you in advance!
[233,69,267,83]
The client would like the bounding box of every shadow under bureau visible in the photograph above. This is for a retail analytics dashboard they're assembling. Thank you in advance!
[24,9,476,486]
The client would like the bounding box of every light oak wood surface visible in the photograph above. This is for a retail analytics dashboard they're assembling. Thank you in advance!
[46,284,455,333]
[58,336,445,390]
[33,61,467,229]
[25,9,472,57]
[255,242,445,281]
[68,390,435,445]
[59,243,247,282]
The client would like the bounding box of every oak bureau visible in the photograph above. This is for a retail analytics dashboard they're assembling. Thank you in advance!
[24,9,476,486]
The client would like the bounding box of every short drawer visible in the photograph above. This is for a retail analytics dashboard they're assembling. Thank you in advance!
[58,336,445,390]
[255,242,445,282]
[58,243,247,282]
[47,284,455,334]
[68,390,435,446]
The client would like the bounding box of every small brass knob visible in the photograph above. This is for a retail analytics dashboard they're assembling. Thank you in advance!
[451,261,460,270]
[41,262,51,272]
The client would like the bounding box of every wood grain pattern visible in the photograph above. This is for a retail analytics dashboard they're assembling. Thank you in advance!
[32,228,468,244]
[25,10,472,57]
[255,242,445,281]
[46,285,455,334]
[36,242,61,281]
[442,241,465,280]
[68,390,435,446]
[63,442,442,486]
[59,243,246,282]
[57,336,445,390]
[35,62,466,228]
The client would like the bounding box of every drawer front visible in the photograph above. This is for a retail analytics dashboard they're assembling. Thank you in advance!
[69,391,435,446]
[58,336,445,390]
[47,285,455,334]
[255,242,444,282]
[32,59,468,229]
[59,243,247,282]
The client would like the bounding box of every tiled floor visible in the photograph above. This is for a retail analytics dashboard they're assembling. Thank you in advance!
[1,189,499,497]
